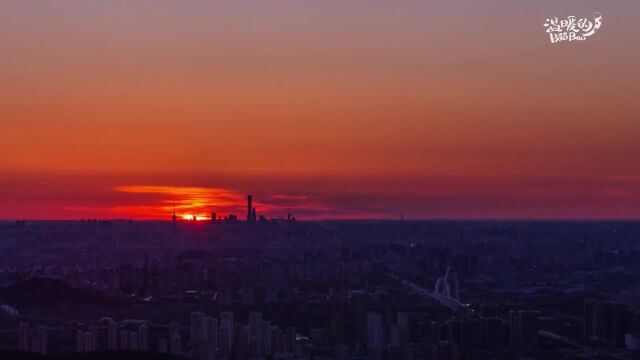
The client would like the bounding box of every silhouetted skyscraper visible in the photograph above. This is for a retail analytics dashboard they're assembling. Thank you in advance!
[247,195,253,223]
[172,202,177,232]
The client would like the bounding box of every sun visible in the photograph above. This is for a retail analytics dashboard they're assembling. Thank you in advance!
[182,214,209,221]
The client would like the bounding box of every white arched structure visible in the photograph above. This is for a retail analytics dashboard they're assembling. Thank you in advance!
[433,266,459,301]
[388,272,465,311]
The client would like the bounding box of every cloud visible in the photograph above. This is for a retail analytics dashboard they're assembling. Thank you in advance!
[5,172,640,220]
[107,185,383,220]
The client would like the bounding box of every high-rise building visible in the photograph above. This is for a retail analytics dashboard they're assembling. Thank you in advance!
[248,313,263,356]
[259,320,272,356]
[107,320,119,350]
[35,325,48,355]
[220,311,234,349]
[286,326,297,353]
[190,312,206,359]
[247,195,253,223]
[218,324,231,357]
[76,330,85,352]
[138,324,149,351]
[366,312,385,348]
[584,299,631,347]
[88,326,98,351]
[169,321,180,337]
[191,312,205,344]
[172,202,177,232]
[129,331,138,351]
[18,322,30,351]
[171,334,182,356]
[234,324,248,358]
[249,312,262,330]
[204,316,218,350]
[271,326,283,354]
[120,330,129,351]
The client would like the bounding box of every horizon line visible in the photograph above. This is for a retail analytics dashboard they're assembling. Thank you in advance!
[4,218,640,222]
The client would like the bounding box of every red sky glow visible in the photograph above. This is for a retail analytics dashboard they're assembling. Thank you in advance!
[2,1,640,220]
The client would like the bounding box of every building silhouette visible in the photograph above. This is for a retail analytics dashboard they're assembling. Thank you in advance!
[247,195,253,223]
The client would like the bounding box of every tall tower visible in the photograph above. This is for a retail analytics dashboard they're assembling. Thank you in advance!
[172,202,177,233]
[247,195,253,223]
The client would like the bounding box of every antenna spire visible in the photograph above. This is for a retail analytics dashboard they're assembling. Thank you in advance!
[172,202,177,222]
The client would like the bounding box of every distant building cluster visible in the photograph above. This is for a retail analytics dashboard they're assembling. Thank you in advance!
[174,194,296,225]
[15,311,300,359]
[2,221,640,359]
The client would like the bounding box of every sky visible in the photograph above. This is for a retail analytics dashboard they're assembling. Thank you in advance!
[1,1,640,220]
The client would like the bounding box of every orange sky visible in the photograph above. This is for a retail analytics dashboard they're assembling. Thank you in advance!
[1,1,640,220]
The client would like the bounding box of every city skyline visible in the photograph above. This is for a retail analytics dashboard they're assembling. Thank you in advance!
[3,2,640,359]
